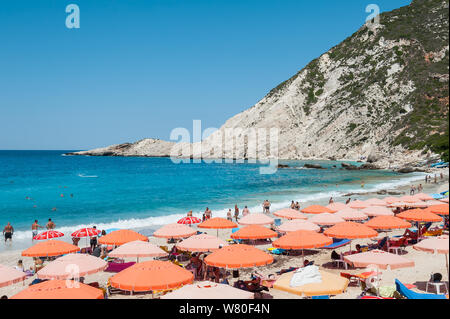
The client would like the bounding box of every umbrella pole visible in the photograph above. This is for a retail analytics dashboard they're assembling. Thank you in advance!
[446,254,449,276]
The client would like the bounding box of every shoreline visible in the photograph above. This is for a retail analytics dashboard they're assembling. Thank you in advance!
[1,167,447,253]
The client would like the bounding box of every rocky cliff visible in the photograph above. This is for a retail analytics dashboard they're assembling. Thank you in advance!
[67,0,449,168]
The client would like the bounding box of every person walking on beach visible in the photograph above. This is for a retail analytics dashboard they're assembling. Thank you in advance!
[434,174,437,184]
[242,206,250,216]
[31,220,43,240]
[227,209,233,221]
[46,218,55,230]
[3,222,14,243]
[234,205,239,222]
[329,197,334,204]
[345,198,351,204]
[410,185,416,195]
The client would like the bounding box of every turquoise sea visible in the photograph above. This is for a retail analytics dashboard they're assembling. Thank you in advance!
[0,150,425,250]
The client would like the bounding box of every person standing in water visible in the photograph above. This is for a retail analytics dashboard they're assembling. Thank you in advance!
[329,197,334,204]
[295,202,300,211]
[3,222,14,243]
[290,201,296,209]
[46,218,55,230]
[242,206,250,216]
[31,220,43,240]
[187,210,193,217]
[234,205,239,221]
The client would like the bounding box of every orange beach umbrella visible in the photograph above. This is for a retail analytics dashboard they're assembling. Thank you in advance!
[364,216,412,230]
[396,209,443,223]
[301,205,335,214]
[204,244,273,269]
[109,260,194,292]
[176,234,228,252]
[273,230,332,250]
[22,240,80,257]
[230,225,278,240]
[347,200,369,209]
[343,250,414,270]
[428,204,449,216]
[324,222,378,239]
[98,229,148,246]
[309,213,345,226]
[198,217,237,229]
[326,202,348,211]
[10,280,104,299]
[277,220,321,233]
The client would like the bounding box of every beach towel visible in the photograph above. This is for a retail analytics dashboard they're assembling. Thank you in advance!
[289,265,322,287]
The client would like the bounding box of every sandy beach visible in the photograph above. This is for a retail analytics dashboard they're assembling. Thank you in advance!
[0,168,448,299]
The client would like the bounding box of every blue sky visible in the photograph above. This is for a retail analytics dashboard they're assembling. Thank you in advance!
[0,0,411,150]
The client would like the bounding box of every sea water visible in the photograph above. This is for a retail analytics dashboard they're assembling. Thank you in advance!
[0,150,425,250]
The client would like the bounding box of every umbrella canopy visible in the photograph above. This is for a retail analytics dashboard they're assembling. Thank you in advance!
[71,228,100,238]
[204,244,273,269]
[161,281,254,299]
[425,200,448,206]
[22,240,80,257]
[230,225,278,240]
[109,240,168,258]
[440,198,449,203]
[33,230,64,240]
[301,205,335,214]
[273,270,349,297]
[277,220,321,233]
[176,234,228,252]
[177,216,202,225]
[413,235,449,255]
[324,221,378,239]
[334,208,368,221]
[0,264,27,288]
[399,195,421,203]
[396,209,443,222]
[405,201,429,208]
[153,223,197,239]
[413,193,435,201]
[37,253,107,280]
[388,202,414,208]
[309,213,345,226]
[347,200,369,209]
[361,206,394,217]
[364,216,412,230]
[98,229,148,246]
[343,250,415,270]
[273,208,308,220]
[238,213,274,226]
[364,198,388,206]
[109,260,194,292]
[326,202,348,211]
[197,217,237,229]
[272,230,332,250]
[383,197,400,204]
[428,204,449,216]
[10,280,104,299]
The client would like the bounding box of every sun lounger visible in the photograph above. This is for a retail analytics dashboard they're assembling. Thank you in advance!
[311,295,330,299]
[323,238,351,249]
[395,279,447,299]
[104,261,136,273]
[267,247,286,255]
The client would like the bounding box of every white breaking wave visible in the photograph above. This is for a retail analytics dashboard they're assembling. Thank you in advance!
[78,174,98,178]
[8,173,426,243]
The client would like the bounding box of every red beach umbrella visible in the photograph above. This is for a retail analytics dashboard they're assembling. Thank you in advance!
[33,230,64,241]
[177,216,202,225]
[71,228,101,238]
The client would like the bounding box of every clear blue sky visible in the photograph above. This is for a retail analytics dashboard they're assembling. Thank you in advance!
[0,0,411,150]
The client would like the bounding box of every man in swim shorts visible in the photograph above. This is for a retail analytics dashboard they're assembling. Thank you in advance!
[3,222,14,242]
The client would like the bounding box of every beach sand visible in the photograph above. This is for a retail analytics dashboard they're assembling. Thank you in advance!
[0,168,448,299]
